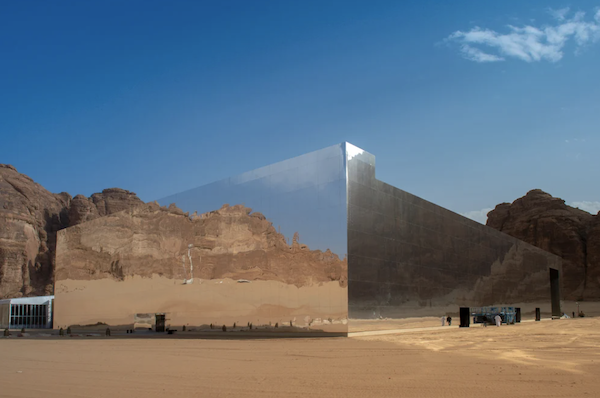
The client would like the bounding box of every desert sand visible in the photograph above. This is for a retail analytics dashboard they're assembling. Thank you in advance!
[2,317,600,397]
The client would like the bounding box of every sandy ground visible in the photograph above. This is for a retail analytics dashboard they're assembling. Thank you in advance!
[2,318,600,398]
[349,316,455,331]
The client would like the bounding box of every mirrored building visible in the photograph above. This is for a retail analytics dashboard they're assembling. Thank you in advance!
[345,143,561,331]
[53,143,561,334]
[54,144,349,334]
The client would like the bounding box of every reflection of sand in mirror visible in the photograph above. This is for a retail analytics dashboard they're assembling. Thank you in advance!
[349,299,559,328]
[54,276,347,332]
[348,240,561,328]
[349,317,444,332]
[348,299,578,332]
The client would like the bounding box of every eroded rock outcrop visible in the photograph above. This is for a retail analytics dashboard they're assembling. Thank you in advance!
[0,164,143,298]
[487,189,600,300]
[68,189,143,226]
[56,203,347,287]
[0,164,70,298]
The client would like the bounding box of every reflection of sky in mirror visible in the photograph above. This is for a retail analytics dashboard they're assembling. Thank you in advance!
[158,143,349,257]
[346,142,375,166]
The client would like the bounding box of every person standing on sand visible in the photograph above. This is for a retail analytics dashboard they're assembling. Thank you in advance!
[441,316,445,326]
[494,315,501,327]
[446,316,452,326]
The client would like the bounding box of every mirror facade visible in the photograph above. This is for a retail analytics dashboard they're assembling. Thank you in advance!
[346,144,562,329]
[54,144,348,333]
[54,141,563,334]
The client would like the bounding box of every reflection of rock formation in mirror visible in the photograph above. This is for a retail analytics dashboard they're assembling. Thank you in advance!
[54,202,348,331]
[56,202,347,286]
[428,242,553,306]
[351,239,556,319]
[347,151,561,322]
[487,189,600,300]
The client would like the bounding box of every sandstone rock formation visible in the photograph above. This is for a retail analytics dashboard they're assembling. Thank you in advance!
[0,164,143,298]
[68,189,143,226]
[56,203,347,287]
[0,164,69,298]
[487,189,600,300]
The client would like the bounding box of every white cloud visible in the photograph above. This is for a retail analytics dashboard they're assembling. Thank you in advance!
[569,201,600,214]
[460,44,505,62]
[461,208,493,224]
[445,8,600,63]
[548,7,570,21]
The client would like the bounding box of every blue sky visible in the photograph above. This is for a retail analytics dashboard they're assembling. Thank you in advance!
[1,0,599,223]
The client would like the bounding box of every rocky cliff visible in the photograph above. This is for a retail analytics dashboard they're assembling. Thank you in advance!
[487,189,600,300]
[68,189,143,226]
[0,164,143,298]
[56,203,347,287]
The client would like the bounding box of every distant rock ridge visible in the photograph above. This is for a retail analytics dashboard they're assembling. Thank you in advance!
[487,189,600,300]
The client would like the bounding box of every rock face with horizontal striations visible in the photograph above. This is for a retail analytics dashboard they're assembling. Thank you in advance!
[56,203,347,287]
[487,189,600,300]
[68,195,99,226]
[0,164,143,299]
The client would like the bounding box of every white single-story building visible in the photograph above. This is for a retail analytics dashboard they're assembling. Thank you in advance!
[0,295,54,329]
